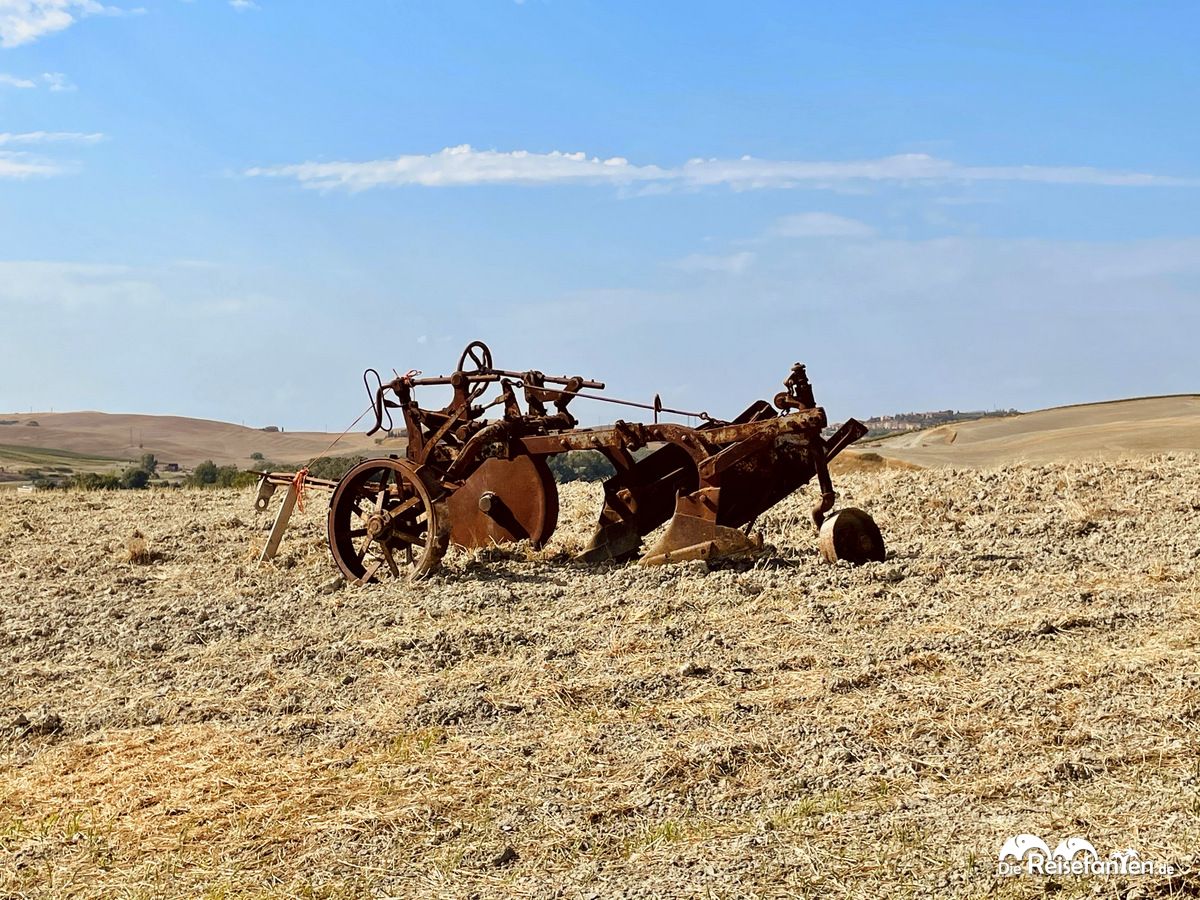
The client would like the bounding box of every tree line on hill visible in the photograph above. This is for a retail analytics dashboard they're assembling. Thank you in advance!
[30,448,622,492]
[29,453,162,491]
[273,450,618,484]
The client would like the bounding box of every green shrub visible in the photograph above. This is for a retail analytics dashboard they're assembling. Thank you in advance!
[547,450,615,483]
[184,459,261,489]
[189,460,218,486]
[307,455,369,481]
[71,472,122,491]
[121,467,151,490]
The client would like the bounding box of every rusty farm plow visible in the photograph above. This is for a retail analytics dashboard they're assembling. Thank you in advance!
[254,340,885,583]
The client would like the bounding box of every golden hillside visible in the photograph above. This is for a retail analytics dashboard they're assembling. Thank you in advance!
[871,395,1200,468]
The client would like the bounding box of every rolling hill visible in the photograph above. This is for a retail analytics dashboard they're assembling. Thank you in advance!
[0,411,399,472]
[868,394,1200,467]
[3,394,1198,480]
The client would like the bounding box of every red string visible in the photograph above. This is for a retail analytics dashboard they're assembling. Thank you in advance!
[292,467,309,513]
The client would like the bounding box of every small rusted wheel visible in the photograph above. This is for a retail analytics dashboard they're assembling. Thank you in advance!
[818,507,885,565]
[327,458,449,583]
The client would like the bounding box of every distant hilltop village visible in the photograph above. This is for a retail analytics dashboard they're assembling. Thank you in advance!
[827,408,1020,440]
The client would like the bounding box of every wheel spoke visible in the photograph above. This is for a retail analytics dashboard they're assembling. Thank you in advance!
[355,535,375,564]
[375,468,391,512]
[359,558,383,585]
[380,543,400,577]
[391,528,426,546]
[390,495,422,518]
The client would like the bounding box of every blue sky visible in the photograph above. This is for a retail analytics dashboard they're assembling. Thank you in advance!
[1,1,1198,429]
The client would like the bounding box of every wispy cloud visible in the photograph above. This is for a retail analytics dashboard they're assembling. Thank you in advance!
[0,1,138,49]
[41,71,74,90]
[247,144,1200,193]
[0,260,278,316]
[247,145,670,191]
[672,251,755,275]
[0,153,62,177]
[0,261,155,307]
[0,131,103,179]
[229,0,257,9]
[772,212,876,238]
[0,130,103,145]
[0,71,73,89]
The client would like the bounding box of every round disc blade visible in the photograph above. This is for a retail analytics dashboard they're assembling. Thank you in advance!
[448,455,558,549]
[818,507,886,565]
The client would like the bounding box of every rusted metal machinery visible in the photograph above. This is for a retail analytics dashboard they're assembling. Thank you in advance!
[254,340,884,583]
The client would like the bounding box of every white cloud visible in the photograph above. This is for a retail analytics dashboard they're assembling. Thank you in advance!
[247,145,671,191]
[247,145,1200,193]
[0,261,156,307]
[674,154,1197,189]
[0,71,74,90]
[0,72,35,87]
[42,71,74,90]
[0,1,136,48]
[0,130,103,144]
[672,251,755,275]
[772,212,876,238]
[0,261,277,315]
[0,132,103,179]
[0,152,62,176]
[229,0,257,9]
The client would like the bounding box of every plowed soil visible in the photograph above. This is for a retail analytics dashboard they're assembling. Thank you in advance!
[3,457,1199,898]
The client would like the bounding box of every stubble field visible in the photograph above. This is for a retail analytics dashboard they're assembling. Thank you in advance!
[2,457,1199,898]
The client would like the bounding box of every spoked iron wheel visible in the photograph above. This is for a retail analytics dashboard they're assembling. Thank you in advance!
[327,458,449,583]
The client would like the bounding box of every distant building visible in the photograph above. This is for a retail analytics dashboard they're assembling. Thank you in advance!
[164,462,180,472]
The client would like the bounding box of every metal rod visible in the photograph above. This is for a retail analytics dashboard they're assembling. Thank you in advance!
[491,368,606,389]
[409,371,605,390]
[538,386,711,421]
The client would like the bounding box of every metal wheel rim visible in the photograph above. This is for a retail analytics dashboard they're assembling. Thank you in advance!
[327,458,445,583]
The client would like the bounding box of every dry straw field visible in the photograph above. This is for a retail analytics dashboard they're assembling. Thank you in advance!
[2,456,1200,898]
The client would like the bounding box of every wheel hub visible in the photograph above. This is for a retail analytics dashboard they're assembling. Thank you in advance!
[365,513,389,538]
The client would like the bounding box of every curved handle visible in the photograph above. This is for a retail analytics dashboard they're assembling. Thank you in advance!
[363,368,388,436]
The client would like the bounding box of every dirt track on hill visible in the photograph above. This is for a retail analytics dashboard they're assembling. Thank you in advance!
[2,459,1200,898]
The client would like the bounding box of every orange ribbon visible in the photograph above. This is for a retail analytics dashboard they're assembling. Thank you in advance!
[291,466,309,513]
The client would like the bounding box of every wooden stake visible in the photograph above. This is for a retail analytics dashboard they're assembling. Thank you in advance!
[260,482,298,562]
